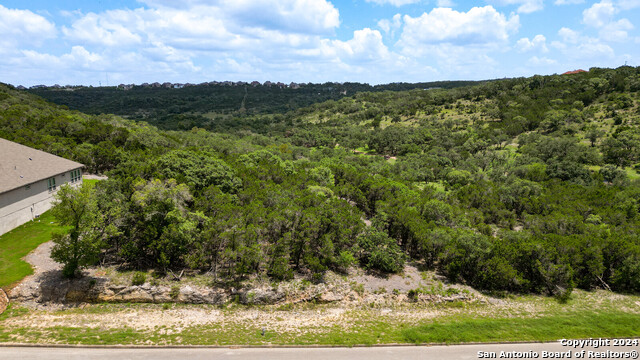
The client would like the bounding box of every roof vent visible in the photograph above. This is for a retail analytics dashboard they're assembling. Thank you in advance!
[29,157,32,160]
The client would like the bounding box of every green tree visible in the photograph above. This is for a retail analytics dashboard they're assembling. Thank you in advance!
[123,179,198,270]
[50,184,105,278]
[356,228,405,273]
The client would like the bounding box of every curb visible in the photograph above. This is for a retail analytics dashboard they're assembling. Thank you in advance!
[0,340,559,349]
[2,338,638,349]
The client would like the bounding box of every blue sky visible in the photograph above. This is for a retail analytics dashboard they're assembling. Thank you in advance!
[0,0,638,86]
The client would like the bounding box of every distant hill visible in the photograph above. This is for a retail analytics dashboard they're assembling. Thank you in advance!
[27,80,481,131]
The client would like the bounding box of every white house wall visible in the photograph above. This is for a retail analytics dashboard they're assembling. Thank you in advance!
[0,170,82,236]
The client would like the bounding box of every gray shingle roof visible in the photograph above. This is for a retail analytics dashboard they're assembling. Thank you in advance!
[0,138,84,194]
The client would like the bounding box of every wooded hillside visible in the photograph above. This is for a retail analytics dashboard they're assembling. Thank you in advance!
[3,66,640,295]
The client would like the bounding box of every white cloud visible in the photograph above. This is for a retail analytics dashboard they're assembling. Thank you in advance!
[61,4,340,55]
[377,14,402,34]
[600,18,634,42]
[3,0,345,85]
[554,38,614,61]
[436,0,456,6]
[550,40,566,50]
[224,0,340,35]
[554,0,584,4]
[580,1,634,42]
[552,24,616,62]
[142,41,193,64]
[341,28,390,62]
[0,5,56,49]
[139,0,340,35]
[21,0,397,86]
[378,19,391,33]
[7,44,199,86]
[63,8,241,52]
[300,28,391,63]
[486,0,544,13]
[365,0,421,6]
[527,56,556,66]
[395,6,520,80]
[516,34,548,52]
[583,0,616,28]
[398,6,519,47]
[2,0,637,86]
[62,11,142,47]
[20,46,102,70]
[575,40,614,58]
[558,27,580,43]
[618,0,640,10]
[400,42,502,78]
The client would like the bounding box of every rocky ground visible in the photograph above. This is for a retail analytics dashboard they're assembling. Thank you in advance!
[8,242,478,310]
[8,241,63,309]
[0,289,7,315]
[4,242,640,346]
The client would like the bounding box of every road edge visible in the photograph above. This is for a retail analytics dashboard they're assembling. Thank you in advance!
[0,340,559,349]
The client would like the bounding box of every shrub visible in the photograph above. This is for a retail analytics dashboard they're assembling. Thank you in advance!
[336,251,356,272]
[170,285,181,299]
[131,272,146,286]
[555,286,573,304]
[356,229,405,273]
[446,170,472,187]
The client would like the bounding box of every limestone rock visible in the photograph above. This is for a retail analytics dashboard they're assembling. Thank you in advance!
[117,286,155,302]
[240,288,284,305]
[318,291,344,303]
[0,289,8,315]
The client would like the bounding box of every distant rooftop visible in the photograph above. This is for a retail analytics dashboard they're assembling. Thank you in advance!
[562,69,587,75]
[0,138,84,194]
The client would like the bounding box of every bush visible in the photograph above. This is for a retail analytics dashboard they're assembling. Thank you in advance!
[555,286,573,304]
[170,285,180,299]
[438,232,492,286]
[336,251,356,272]
[356,229,405,273]
[131,272,147,286]
[599,164,627,185]
[267,244,294,281]
[446,170,472,187]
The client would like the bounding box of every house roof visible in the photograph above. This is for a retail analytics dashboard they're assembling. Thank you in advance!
[562,69,587,75]
[0,138,84,195]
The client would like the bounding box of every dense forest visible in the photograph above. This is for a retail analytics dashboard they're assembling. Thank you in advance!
[3,66,640,297]
[28,80,479,132]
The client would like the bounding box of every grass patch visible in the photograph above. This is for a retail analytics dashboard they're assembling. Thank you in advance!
[415,181,446,193]
[0,211,63,290]
[588,165,640,180]
[4,309,639,346]
[402,311,640,344]
[625,167,640,180]
[354,145,375,154]
[0,303,30,322]
[82,178,100,187]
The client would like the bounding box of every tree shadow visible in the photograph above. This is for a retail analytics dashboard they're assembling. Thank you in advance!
[32,269,109,304]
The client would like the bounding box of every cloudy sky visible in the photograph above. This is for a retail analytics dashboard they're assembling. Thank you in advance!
[0,0,638,86]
